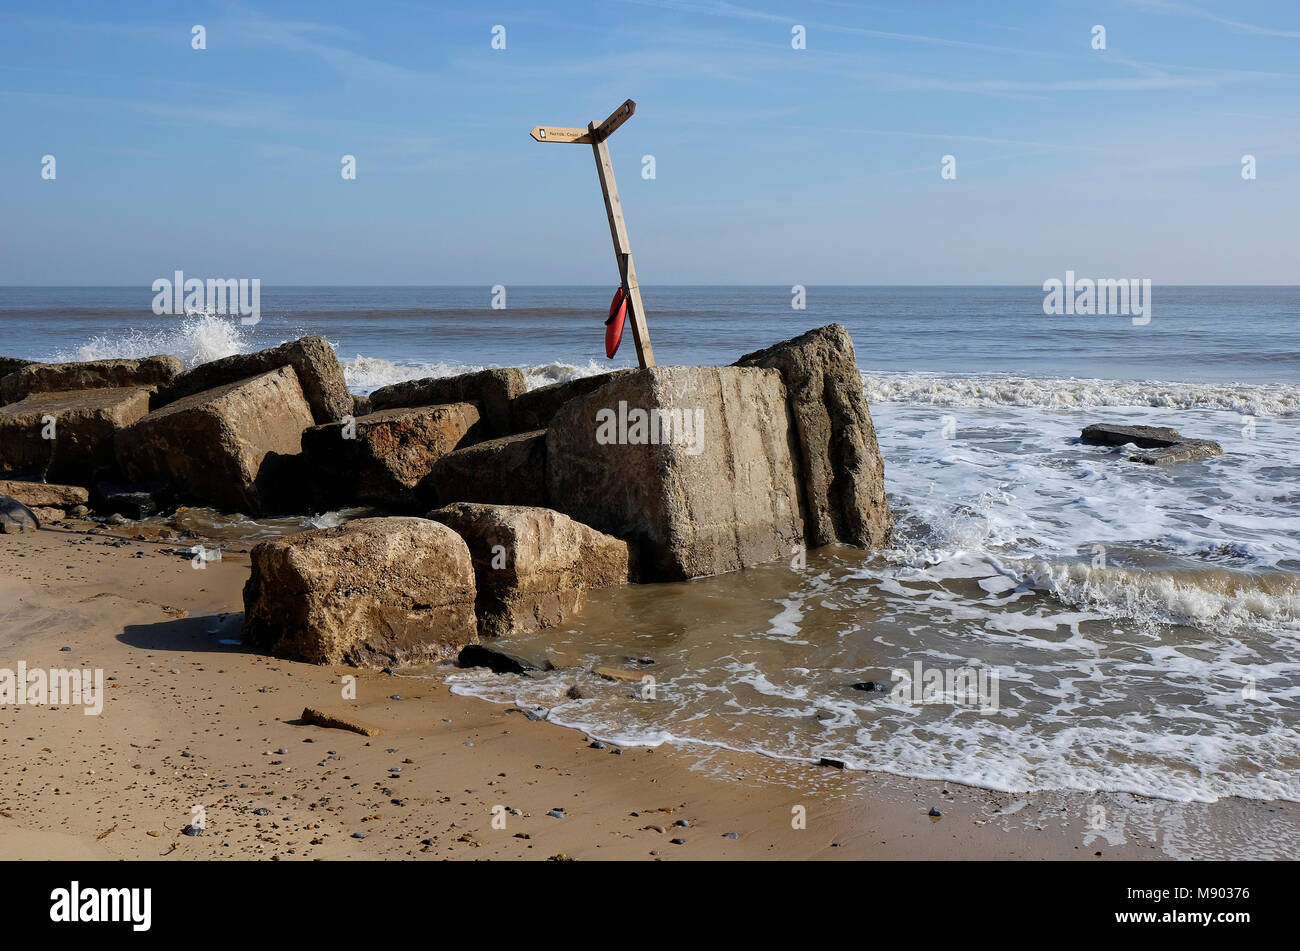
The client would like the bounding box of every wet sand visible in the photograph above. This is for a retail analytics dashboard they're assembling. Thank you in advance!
[1,520,1293,861]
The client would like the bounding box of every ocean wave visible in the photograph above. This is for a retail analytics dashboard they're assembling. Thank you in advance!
[1027,560,1300,635]
[54,311,255,368]
[340,354,609,395]
[862,372,1300,417]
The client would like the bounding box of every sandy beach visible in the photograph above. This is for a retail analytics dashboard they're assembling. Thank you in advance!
[3,516,1295,862]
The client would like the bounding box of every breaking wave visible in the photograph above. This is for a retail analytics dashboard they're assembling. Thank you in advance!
[54,311,256,368]
[861,371,1300,417]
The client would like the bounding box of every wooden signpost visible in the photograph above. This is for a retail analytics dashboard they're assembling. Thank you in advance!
[530,99,655,368]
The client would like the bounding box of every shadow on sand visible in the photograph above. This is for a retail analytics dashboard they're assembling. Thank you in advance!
[118,612,247,654]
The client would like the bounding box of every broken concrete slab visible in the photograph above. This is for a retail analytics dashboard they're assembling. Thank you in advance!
[1080,423,1223,465]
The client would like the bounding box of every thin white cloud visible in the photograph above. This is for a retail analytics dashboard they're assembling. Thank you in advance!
[615,0,1059,59]
[1126,0,1300,39]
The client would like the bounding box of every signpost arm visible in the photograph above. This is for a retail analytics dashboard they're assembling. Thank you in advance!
[589,120,655,368]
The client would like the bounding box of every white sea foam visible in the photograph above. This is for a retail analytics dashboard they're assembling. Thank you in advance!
[862,371,1300,417]
[445,395,1300,807]
[56,310,255,367]
[340,355,608,395]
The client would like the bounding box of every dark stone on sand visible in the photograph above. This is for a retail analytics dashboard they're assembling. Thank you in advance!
[457,644,553,675]
[818,757,847,769]
[589,741,606,750]
[0,494,40,533]
[928,807,942,817]
[1080,423,1222,465]
[851,681,880,692]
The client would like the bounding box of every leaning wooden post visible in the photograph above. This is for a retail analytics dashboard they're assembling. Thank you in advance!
[529,99,655,368]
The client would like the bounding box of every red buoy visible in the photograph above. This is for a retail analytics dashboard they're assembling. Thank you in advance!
[605,286,627,358]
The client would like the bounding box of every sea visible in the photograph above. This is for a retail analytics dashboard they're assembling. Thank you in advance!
[2,285,1298,806]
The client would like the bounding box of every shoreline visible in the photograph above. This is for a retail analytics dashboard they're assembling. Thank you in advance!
[3,519,1295,861]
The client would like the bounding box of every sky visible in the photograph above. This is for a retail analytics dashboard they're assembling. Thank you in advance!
[1,0,1298,285]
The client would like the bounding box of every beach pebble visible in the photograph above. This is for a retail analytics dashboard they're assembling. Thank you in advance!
[60,646,71,652]
[722,832,739,839]
[182,825,203,836]
[588,741,606,750]
[673,819,690,827]
[928,807,942,818]
[546,809,565,819]
[352,832,366,839]
[670,838,685,845]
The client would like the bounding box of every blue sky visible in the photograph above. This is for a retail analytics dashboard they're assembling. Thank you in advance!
[1,0,1298,284]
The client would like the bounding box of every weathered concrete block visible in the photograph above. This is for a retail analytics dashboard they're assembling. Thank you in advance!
[115,367,314,514]
[508,371,634,433]
[0,357,38,382]
[546,366,805,580]
[0,355,182,406]
[243,517,478,667]
[1081,423,1223,465]
[736,324,892,549]
[0,480,89,508]
[429,502,630,637]
[429,429,548,508]
[157,336,351,424]
[301,402,481,511]
[0,387,151,484]
[370,368,525,435]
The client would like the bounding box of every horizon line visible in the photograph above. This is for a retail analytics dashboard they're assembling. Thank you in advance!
[3,283,1300,290]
